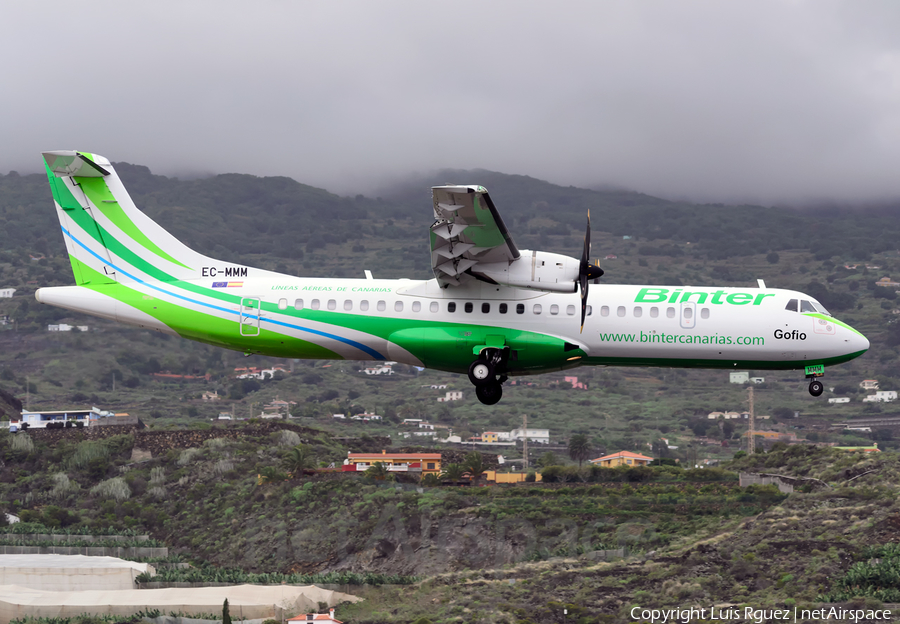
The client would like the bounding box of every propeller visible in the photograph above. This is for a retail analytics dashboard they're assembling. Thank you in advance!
[579,210,604,332]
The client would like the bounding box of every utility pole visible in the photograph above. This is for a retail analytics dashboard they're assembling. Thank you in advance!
[26,376,30,411]
[748,386,756,454]
[522,414,529,470]
[112,372,116,393]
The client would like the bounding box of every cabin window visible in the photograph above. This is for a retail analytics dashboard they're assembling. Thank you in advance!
[617,306,625,317]
[600,305,610,317]
[360,300,369,311]
[633,306,642,318]
[294,299,304,310]
[465,302,474,313]
[377,300,386,311]
[412,301,421,312]
[785,299,798,312]
[395,301,404,312]
[800,300,816,313]
[327,299,336,310]
[533,304,542,315]
[586,305,592,316]
[482,303,490,313]
[666,307,675,318]
[684,307,693,319]
[499,303,508,314]
[448,302,457,313]
[566,305,575,316]
[650,306,658,318]
[277,298,287,310]
[516,303,525,314]
[701,308,710,319]
[430,301,439,313]
[311,299,320,310]
[344,300,353,311]
[550,304,559,315]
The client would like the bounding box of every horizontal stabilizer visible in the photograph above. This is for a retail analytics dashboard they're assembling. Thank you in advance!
[43,151,110,178]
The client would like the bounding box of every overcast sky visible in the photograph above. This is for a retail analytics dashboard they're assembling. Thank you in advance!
[2,1,899,205]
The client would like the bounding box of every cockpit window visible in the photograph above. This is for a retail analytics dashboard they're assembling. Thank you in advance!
[811,299,831,316]
[785,299,798,312]
[800,300,817,313]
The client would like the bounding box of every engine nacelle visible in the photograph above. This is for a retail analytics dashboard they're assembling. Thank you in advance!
[474,250,580,293]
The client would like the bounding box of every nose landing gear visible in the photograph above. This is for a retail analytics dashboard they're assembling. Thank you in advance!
[468,347,509,405]
[808,379,824,397]
[806,364,825,397]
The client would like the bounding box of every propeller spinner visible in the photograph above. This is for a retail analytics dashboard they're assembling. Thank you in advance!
[579,211,604,332]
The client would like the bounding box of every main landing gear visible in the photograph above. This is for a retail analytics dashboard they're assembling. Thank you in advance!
[468,348,509,405]
[806,364,825,397]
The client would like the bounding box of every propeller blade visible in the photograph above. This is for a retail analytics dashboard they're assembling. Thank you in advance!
[578,210,604,333]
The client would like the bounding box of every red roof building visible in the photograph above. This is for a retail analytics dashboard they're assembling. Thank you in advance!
[589,451,654,468]
[344,451,442,474]
[288,609,341,623]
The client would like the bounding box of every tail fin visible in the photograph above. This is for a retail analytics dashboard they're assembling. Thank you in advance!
[43,151,208,286]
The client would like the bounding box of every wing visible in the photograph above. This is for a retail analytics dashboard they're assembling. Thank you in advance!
[430,185,520,287]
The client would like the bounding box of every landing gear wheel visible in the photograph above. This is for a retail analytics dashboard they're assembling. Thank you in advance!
[809,380,824,397]
[476,381,503,405]
[468,359,495,386]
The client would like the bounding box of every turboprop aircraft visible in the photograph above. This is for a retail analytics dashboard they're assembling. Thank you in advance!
[35,151,869,405]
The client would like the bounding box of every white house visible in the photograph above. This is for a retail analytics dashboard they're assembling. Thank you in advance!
[750,377,765,384]
[398,430,436,439]
[508,427,550,444]
[437,391,463,402]
[729,372,750,384]
[860,379,880,390]
[48,324,89,332]
[418,422,435,430]
[863,391,897,403]
[401,418,423,425]
[332,414,346,420]
[362,363,395,375]
[828,397,851,404]
[287,608,342,624]
[0,288,15,299]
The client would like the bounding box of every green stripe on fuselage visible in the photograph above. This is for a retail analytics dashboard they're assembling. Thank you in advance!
[72,259,341,359]
[583,351,867,370]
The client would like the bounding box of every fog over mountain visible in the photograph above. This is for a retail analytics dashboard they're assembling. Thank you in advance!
[3,1,900,206]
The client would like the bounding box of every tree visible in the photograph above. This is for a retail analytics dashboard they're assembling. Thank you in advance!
[463,452,487,485]
[284,445,313,479]
[537,451,558,468]
[440,463,465,481]
[223,599,232,624]
[766,252,780,264]
[567,434,591,467]
[366,462,392,481]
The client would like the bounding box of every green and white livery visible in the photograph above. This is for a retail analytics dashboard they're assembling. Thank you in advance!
[36,151,869,404]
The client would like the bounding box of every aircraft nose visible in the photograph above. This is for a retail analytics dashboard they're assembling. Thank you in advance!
[856,331,870,354]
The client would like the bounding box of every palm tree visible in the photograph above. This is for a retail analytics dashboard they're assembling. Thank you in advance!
[440,463,465,482]
[568,434,592,468]
[257,466,286,485]
[464,451,487,485]
[366,461,391,480]
[284,445,313,479]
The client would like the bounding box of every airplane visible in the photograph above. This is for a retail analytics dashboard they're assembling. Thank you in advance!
[35,151,869,405]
